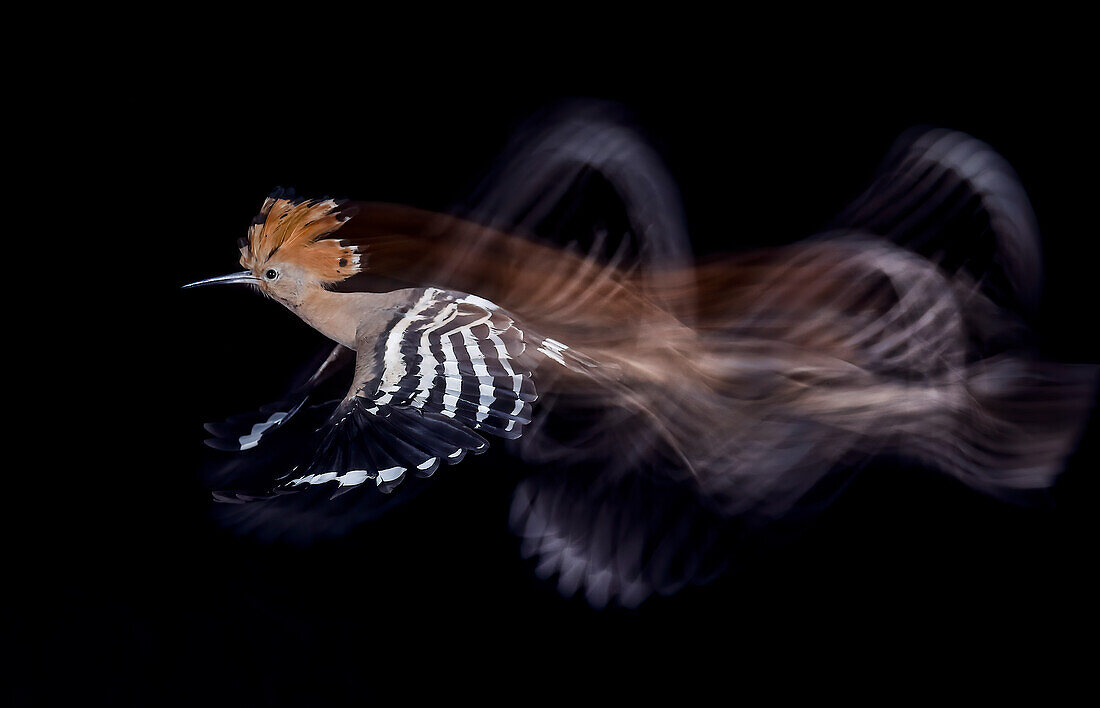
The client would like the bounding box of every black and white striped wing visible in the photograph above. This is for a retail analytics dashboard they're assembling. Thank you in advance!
[279,289,538,494]
[202,344,354,454]
[371,290,538,438]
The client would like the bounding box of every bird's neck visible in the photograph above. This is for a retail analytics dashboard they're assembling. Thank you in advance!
[287,287,406,350]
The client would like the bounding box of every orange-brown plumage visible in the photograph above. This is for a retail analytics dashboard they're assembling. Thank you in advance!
[239,193,362,284]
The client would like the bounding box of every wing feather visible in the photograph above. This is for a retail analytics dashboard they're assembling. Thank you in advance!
[233,289,538,502]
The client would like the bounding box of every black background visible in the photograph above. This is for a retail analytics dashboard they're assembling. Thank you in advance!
[14,34,1097,704]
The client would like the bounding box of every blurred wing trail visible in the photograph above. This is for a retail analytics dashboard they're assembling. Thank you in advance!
[832,127,1043,315]
[482,117,1096,606]
[463,100,697,323]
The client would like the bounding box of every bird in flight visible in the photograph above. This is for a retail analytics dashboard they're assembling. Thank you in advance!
[186,105,1095,607]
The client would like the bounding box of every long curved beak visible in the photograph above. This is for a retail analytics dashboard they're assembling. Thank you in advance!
[182,271,262,289]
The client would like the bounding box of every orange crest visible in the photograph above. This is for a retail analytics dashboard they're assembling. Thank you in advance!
[239,189,362,284]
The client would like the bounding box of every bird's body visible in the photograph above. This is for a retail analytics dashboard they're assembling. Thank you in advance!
[187,111,1096,606]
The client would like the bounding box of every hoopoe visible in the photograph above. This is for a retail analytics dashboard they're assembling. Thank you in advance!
[186,192,601,494]
[187,112,1096,607]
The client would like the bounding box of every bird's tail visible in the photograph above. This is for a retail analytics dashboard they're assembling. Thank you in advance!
[625,238,1096,516]
[907,355,1096,499]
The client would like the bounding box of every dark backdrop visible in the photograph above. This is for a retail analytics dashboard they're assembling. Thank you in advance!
[16,44,1097,704]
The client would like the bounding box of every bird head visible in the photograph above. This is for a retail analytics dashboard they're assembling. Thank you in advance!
[184,188,363,308]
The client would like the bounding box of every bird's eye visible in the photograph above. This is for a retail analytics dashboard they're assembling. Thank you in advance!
[264,269,279,280]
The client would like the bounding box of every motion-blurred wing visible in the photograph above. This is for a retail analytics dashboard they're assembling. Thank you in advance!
[510,463,728,609]
[462,100,697,322]
[832,127,1042,314]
